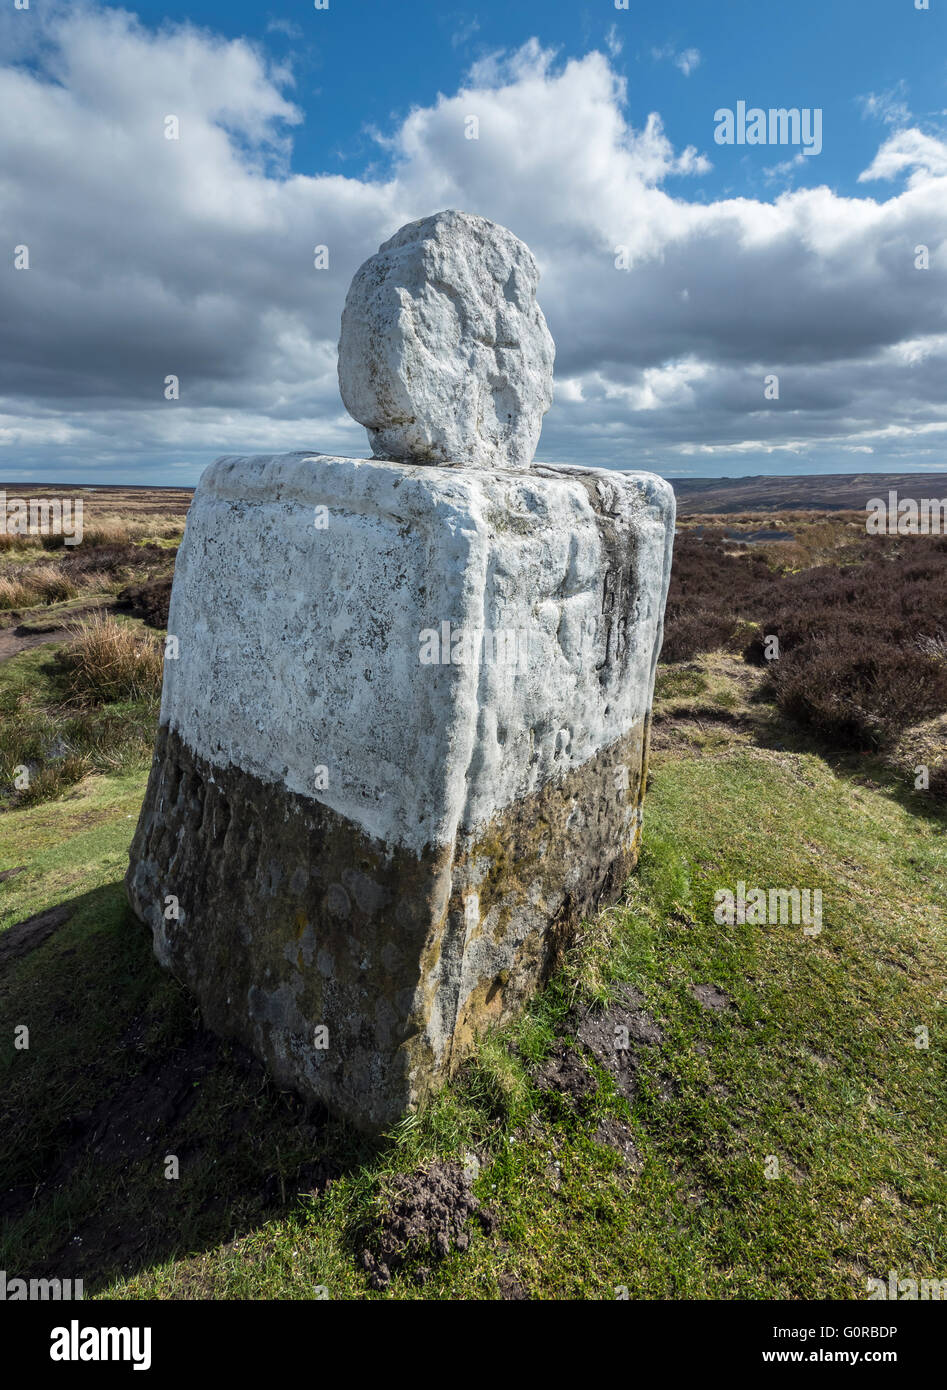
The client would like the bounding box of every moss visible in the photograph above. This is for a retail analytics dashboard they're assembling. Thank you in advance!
[127,719,651,1133]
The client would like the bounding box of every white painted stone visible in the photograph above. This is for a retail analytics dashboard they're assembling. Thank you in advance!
[160,452,675,858]
[338,211,555,470]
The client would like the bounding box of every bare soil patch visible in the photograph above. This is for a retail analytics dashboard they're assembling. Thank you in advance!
[360,1160,498,1290]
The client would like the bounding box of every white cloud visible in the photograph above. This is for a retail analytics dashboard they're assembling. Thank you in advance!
[2,6,947,479]
[763,152,805,184]
[652,44,701,77]
[858,83,912,129]
[859,127,947,182]
[450,16,480,49]
[266,17,303,41]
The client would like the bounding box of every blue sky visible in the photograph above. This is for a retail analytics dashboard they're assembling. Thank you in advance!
[2,0,946,484]
[129,0,943,197]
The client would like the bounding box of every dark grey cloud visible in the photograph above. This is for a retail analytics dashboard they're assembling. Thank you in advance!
[2,10,946,480]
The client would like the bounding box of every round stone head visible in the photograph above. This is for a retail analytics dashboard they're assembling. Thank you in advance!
[338,210,555,470]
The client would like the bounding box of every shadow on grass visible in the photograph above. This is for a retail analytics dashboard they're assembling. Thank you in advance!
[742,699,947,829]
[0,879,380,1293]
[656,675,947,831]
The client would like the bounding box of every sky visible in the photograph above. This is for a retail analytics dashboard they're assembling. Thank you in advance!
[2,0,946,485]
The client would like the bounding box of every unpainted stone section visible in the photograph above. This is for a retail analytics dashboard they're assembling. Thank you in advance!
[126,716,649,1133]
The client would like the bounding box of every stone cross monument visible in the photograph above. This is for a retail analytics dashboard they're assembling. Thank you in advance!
[126,210,675,1133]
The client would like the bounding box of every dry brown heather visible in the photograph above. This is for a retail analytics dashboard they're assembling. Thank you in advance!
[0,483,192,552]
[1,480,945,1299]
[2,483,944,798]
[0,484,189,616]
[663,512,947,794]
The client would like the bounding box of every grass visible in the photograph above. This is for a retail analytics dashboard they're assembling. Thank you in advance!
[663,520,947,797]
[0,768,147,928]
[1,489,943,1299]
[0,516,186,553]
[0,554,174,627]
[0,626,161,808]
[0,565,79,609]
[654,666,708,701]
[60,614,164,705]
[1,663,944,1299]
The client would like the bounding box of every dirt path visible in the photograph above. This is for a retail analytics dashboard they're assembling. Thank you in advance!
[0,903,74,969]
[0,598,115,662]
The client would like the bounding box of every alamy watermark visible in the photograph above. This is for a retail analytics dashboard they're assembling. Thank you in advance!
[50,1321,151,1370]
[867,1269,947,1300]
[714,881,822,935]
[714,102,822,157]
[1,1268,83,1300]
[419,622,529,668]
[0,490,83,545]
[866,490,947,535]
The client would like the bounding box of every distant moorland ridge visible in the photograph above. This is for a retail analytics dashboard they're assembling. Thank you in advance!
[669,472,947,515]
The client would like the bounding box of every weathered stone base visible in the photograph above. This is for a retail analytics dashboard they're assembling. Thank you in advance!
[126,718,649,1133]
